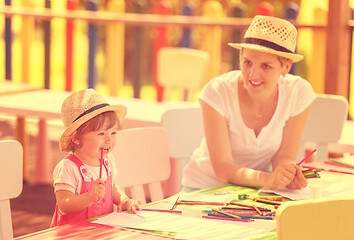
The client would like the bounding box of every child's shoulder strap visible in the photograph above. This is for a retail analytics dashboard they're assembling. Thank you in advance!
[65,153,84,169]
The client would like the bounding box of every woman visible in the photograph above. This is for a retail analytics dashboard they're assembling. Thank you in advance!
[182,15,315,191]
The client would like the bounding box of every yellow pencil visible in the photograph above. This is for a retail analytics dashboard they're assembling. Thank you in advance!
[212,208,241,219]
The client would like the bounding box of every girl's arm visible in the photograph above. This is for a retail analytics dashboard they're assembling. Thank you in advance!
[112,183,141,213]
[201,100,272,188]
[112,184,129,206]
[55,178,105,214]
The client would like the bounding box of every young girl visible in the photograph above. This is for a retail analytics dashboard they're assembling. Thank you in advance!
[51,89,141,227]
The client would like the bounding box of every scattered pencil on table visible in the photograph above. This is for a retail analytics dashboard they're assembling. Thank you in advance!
[238,194,283,201]
[211,208,241,219]
[170,196,180,210]
[253,205,263,216]
[297,149,317,165]
[229,202,272,210]
[214,190,235,195]
[177,200,225,206]
[141,208,182,214]
[252,198,282,206]
[202,215,254,222]
[205,209,274,221]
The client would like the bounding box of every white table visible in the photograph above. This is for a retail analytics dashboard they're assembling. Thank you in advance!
[0,89,198,185]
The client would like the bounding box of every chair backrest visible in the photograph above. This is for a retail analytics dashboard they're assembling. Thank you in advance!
[276,197,354,240]
[157,47,210,101]
[111,127,170,205]
[161,107,204,190]
[0,140,23,240]
[297,94,348,162]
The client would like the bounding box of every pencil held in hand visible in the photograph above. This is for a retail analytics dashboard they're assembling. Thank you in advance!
[99,148,103,178]
[297,149,317,165]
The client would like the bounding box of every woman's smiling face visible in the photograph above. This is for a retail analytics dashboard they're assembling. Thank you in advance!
[240,48,291,96]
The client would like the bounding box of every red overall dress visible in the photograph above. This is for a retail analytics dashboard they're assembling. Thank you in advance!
[51,154,113,227]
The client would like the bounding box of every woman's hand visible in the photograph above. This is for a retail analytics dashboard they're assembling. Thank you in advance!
[286,166,308,190]
[117,199,141,214]
[269,162,297,189]
[88,178,106,203]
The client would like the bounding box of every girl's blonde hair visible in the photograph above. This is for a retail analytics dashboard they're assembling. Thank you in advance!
[59,111,119,152]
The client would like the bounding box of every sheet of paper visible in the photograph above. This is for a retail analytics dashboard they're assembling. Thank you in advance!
[260,171,354,200]
[93,211,276,240]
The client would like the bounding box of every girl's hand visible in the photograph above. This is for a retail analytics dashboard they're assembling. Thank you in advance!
[117,199,141,214]
[88,178,106,203]
[286,166,308,190]
[269,162,297,189]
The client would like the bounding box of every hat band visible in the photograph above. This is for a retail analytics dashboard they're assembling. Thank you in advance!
[73,103,110,123]
[244,38,293,54]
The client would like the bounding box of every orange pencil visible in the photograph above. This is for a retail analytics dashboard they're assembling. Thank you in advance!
[253,205,263,216]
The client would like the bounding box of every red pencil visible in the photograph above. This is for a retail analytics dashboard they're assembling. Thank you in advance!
[140,208,182,214]
[297,149,317,166]
[177,201,225,206]
[99,148,103,178]
[229,202,269,210]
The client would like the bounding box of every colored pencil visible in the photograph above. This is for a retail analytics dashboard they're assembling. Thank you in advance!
[211,208,241,219]
[229,202,270,210]
[170,196,180,210]
[177,200,225,206]
[238,215,274,220]
[297,149,317,165]
[140,208,182,214]
[202,215,253,222]
[252,196,283,201]
[99,148,103,178]
[264,211,276,216]
[252,198,282,206]
[253,205,263,216]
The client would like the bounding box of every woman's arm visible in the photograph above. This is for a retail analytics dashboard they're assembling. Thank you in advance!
[271,104,312,189]
[272,105,311,167]
[200,100,272,188]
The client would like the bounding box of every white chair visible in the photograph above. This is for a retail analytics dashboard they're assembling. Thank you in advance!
[157,47,210,101]
[297,94,348,162]
[276,197,354,240]
[112,127,170,205]
[0,140,23,240]
[161,107,204,193]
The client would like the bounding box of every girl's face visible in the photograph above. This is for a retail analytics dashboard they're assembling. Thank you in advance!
[74,120,118,164]
[240,48,292,97]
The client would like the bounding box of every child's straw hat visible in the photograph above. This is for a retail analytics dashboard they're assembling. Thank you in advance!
[228,15,303,62]
[61,89,127,137]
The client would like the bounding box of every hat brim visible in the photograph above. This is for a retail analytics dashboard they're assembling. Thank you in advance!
[228,43,303,63]
[62,104,127,137]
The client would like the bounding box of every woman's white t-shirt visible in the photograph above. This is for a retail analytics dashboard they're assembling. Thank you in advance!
[182,70,316,189]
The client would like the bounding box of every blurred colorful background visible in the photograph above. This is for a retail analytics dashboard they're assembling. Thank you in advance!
[1,0,354,111]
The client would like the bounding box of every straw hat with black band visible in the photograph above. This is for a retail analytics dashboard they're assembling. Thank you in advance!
[228,15,303,63]
[61,89,127,138]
